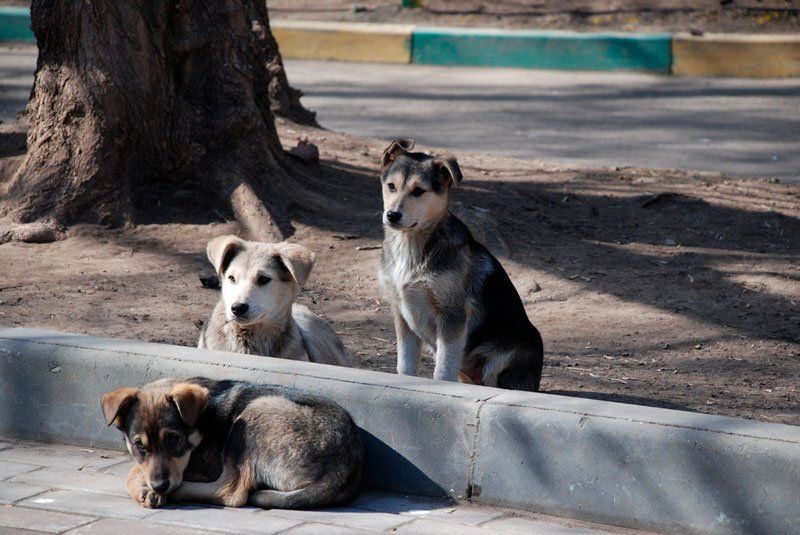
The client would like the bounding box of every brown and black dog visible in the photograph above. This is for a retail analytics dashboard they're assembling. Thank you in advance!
[101,377,363,509]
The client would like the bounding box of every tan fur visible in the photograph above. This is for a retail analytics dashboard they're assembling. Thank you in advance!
[199,236,350,366]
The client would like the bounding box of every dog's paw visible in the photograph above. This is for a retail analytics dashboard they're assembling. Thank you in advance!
[136,487,167,509]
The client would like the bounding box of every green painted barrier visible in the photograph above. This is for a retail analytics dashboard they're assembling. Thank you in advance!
[0,7,33,43]
[412,27,672,72]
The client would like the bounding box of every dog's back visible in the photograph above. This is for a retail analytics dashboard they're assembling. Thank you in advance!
[293,305,351,367]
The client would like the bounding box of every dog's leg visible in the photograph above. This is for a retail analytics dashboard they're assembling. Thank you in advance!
[394,311,421,376]
[433,321,467,382]
[171,464,251,507]
[126,465,167,509]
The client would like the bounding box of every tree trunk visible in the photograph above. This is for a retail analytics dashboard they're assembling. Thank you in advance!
[0,0,313,243]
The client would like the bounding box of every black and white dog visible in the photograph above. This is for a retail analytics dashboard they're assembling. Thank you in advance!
[378,139,544,391]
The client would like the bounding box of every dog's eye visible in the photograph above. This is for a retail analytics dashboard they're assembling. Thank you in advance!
[133,438,145,453]
[227,274,236,283]
[256,275,271,286]
[411,187,425,197]
[387,183,396,192]
[164,434,180,449]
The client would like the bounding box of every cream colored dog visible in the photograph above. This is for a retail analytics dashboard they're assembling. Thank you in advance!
[198,235,349,366]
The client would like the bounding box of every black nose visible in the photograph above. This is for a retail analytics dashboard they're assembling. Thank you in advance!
[151,479,170,494]
[231,302,249,317]
[386,211,402,223]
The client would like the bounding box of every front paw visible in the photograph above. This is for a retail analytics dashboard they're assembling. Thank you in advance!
[136,487,167,509]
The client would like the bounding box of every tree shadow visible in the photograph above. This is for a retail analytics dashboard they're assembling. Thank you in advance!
[294,156,800,347]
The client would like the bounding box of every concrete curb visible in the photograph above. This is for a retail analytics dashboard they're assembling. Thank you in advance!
[412,27,671,72]
[271,20,413,64]
[673,33,800,78]
[2,8,799,77]
[0,7,33,43]
[1,328,799,535]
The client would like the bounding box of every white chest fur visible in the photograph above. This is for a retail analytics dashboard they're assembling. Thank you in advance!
[381,235,438,345]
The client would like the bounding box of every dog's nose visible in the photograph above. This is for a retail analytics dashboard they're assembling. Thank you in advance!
[231,302,249,317]
[150,479,170,494]
[386,211,402,223]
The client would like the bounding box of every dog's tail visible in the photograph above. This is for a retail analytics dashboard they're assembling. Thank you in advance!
[293,305,353,367]
[247,471,361,510]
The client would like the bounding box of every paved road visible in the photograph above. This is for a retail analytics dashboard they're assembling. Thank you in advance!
[2,45,799,181]
[0,438,633,534]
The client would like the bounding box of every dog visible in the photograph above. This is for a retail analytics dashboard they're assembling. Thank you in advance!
[377,139,544,391]
[198,235,350,366]
[101,377,364,509]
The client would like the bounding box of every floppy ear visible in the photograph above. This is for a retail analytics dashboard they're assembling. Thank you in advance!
[206,235,245,275]
[168,383,209,427]
[433,156,463,188]
[275,242,315,286]
[381,138,415,167]
[101,387,139,428]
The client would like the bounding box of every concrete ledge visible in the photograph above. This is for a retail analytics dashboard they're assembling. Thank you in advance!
[0,7,33,43]
[1,328,799,534]
[271,21,413,64]
[412,27,672,72]
[673,33,800,78]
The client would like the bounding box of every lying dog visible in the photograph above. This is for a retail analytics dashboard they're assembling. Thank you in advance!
[377,139,544,391]
[102,377,364,509]
[198,235,349,366]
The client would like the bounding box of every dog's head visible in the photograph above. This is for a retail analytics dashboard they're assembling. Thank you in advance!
[379,139,463,232]
[101,379,208,495]
[206,236,315,326]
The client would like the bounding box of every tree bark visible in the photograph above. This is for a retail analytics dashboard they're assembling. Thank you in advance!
[0,0,313,243]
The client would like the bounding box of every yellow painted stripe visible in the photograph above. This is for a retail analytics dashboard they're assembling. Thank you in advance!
[271,21,414,64]
[673,33,800,78]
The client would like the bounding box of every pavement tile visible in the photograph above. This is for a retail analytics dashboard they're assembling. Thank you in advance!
[282,523,370,535]
[0,444,125,471]
[149,504,302,535]
[395,518,506,535]
[0,482,49,504]
[350,489,503,525]
[0,527,55,534]
[0,460,41,480]
[0,442,12,451]
[96,461,134,477]
[20,489,154,520]
[0,506,96,533]
[266,507,411,531]
[481,515,612,535]
[11,466,128,497]
[66,518,219,535]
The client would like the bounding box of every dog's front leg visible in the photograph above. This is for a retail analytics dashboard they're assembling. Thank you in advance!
[433,317,467,382]
[394,310,421,376]
[126,465,167,509]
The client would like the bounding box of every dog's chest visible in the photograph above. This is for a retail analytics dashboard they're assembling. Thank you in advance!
[382,249,439,342]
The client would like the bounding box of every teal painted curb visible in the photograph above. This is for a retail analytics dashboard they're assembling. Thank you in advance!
[412,27,672,72]
[0,7,34,43]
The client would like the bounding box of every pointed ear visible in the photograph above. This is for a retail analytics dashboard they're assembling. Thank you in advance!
[275,243,315,287]
[167,383,209,427]
[101,387,139,428]
[433,156,463,188]
[206,235,245,275]
[381,138,415,167]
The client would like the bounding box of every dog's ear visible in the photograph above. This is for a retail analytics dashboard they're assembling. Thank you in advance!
[168,383,209,427]
[433,156,463,188]
[381,138,415,167]
[275,242,315,287]
[101,387,139,428]
[207,235,245,275]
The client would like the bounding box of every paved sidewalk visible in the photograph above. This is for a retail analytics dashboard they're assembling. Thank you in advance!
[0,438,651,535]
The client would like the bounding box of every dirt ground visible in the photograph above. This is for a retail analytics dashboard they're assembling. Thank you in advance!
[1,117,799,425]
[267,0,800,34]
[2,0,798,33]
